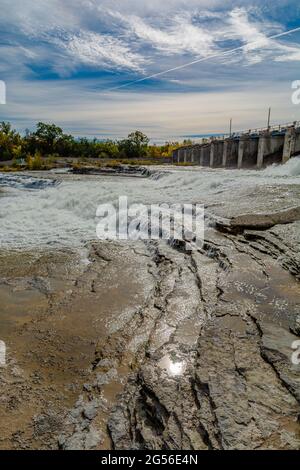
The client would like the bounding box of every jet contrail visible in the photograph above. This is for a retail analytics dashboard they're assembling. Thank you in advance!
[103,26,300,93]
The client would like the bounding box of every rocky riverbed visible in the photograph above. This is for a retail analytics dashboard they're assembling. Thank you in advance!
[0,163,299,450]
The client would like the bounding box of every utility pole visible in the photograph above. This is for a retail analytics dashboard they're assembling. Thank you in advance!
[267,107,271,131]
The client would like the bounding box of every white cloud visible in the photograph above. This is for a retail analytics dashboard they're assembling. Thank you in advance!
[59,31,147,71]
[274,44,300,62]
[227,7,275,45]
[220,7,300,65]
[112,11,216,56]
[1,1,300,80]
[1,0,300,140]
[0,0,81,35]
[105,5,300,70]
[3,77,299,142]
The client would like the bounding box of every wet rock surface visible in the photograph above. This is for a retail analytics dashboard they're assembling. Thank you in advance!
[0,170,299,450]
[0,243,155,449]
[71,165,148,177]
[107,232,300,450]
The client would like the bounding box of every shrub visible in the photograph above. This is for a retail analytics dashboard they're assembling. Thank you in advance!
[27,152,42,170]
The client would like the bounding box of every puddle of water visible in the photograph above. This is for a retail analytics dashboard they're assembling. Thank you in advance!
[158,355,186,377]
[0,284,47,337]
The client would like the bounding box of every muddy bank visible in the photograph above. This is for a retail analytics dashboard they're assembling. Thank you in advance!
[0,243,154,449]
[1,224,299,449]
[0,166,300,450]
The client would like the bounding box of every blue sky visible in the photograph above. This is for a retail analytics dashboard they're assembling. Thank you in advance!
[0,0,300,142]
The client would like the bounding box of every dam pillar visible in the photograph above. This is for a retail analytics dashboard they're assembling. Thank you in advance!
[257,133,268,169]
[222,141,228,167]
[257,132,284,168]
[178,148,184,163]
[200,145,210,166]
[200,146,205,166]
[237,138,246,169]
[210,141,224,167]
[223,139,239,167]
[173,149,178,164]
[238,136,259,168]
[210,142,214,167]
[183,149,187,163]
[194,145,201,164]
[282,127,296,163]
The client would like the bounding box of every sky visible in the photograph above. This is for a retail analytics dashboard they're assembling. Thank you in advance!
[0,0,300,142]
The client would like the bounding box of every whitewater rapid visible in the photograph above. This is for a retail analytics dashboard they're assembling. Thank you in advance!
[0,158,299,249]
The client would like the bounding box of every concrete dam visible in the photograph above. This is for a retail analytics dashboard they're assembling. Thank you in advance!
[172,122,300,169]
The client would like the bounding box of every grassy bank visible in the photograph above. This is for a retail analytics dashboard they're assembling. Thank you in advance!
[0,157,172,173]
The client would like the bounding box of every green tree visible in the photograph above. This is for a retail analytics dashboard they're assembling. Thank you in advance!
[34,122,64,155]
[119,131,149,158]
[26,151,42,170]
[0,122,21,161]
[0,122,12,135]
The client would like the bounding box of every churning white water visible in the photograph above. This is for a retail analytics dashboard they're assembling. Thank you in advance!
[0,158,299,249]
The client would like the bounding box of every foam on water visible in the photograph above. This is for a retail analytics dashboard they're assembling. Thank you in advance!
[261,156,300,177]
[0,174,59,190]
[0,158,299,249]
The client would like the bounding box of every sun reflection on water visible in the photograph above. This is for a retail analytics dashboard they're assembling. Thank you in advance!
[159,355,186,377]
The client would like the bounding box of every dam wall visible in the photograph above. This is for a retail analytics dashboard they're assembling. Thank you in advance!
[172,122,300,169]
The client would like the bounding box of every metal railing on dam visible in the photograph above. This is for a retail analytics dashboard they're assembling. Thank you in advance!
[172,122,300,169]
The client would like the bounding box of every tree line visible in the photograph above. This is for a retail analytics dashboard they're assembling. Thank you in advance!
[0,121,181,165]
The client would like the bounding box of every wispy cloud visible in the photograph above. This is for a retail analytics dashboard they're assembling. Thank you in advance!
[1,0,300,139]
[224,7,300,64]
[58,31,147,72]
[109,6,300,67]
[3,77,299,142]
[1,2,299,79]
[111,11,217,56]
